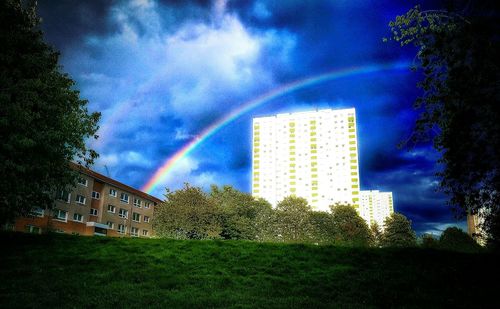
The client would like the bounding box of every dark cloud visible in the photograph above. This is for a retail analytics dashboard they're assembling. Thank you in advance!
[363,147,437,174]
[38,0,114,51]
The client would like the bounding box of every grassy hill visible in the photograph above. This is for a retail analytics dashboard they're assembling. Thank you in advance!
[0,232,498,308]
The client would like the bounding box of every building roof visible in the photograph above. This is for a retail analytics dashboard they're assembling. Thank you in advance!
[70,162,162,204]
[252,107,356,120]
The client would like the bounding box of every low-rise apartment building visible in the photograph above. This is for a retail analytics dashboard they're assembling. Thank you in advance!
[9,163,162,237]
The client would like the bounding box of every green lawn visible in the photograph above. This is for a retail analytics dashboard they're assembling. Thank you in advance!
[0,232,497,308]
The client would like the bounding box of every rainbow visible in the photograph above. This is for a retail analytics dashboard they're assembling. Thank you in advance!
[141,61,410,194]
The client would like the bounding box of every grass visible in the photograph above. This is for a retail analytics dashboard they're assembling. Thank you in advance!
[0,232,498,308]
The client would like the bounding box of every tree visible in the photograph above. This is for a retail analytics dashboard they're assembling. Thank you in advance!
[421,233,439,249]
[439,227,481,253]
[381,213,417,247]
[153,184,221,239]
[484,210,500,250]
[252,198,276,242]
[209,185,270,240]
[370,222,383,247]
[275,196,313,243]
[0,0,100,224]
[309,211,335,244]
[330,203,372,246]
[385,3,500,243]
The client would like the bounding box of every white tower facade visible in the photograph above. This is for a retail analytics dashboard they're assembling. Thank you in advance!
[251,108,360,212]
[359,190,394,228]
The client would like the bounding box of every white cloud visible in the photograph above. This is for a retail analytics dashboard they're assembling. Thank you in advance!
[213,0,228,21]
[163,14,267,118]
[124,151,148,165]
[74,0,293,131]
[146,155,227,197]
[174,128,194,140]
[63,0,296,191]
[97,153,119,167]
[147,157,199,197]
[192,172,217,190]
[95,151,150,171]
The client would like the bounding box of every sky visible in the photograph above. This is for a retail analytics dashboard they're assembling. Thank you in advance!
[37,0,466,235]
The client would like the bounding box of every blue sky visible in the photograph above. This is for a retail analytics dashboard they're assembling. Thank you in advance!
[37,0,466,235]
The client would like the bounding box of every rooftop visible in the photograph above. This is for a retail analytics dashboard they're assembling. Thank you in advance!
[70,162,162,204]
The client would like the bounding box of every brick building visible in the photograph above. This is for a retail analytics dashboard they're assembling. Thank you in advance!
[8,163,162,237]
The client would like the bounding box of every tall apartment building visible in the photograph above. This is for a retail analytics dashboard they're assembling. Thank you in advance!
[9,163,162,237]
[359,190,394,228]
[252,108,360,212]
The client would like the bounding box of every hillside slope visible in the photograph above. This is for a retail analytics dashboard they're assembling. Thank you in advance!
[0,232,498,308]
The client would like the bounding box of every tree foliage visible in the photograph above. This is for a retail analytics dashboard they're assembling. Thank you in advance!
[252,198,276,242]
[209,185,271,240]
[381,213,417,247]
[420,233,439,249]
[330,204,372,246]
[154,187,411,247]
[386,3,500,241]
[484,210,500,250]
[0,0,100,224]
[153,184,221,239]
[275,196,313,242]
[309,211,336,244]
[439,227,481,253]
[370,222,383,247]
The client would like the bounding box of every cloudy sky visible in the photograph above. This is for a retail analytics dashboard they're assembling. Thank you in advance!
[37,0,465,235]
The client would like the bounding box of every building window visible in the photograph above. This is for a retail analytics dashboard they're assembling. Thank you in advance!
[131,227,139,237]
[106,221,114,229]
[25,225,41,234]
[134,198,142,208]
[144,216,150,223]
[89,208,98,216]
[109,189,117,197]
[30,207,45,217]
[118,224,126,234]
[132,212,141,222]
[144,202,151,209]
[107,205,116,213]
[57,190,71,203]
[53,209,67,222]
[73,213,83,222]
[142,229,149,236]
[118,208,128,219]
[91,191,100,199]
[75,195,86,205]
[77,177,88,187]
[120,193,129,203]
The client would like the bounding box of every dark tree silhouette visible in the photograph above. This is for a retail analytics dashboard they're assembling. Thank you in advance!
[385,2,500,243]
